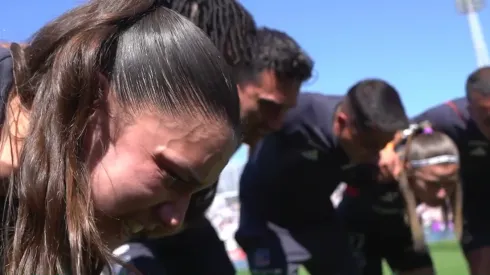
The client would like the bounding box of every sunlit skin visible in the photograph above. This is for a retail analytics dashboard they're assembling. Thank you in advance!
[374,144,458,275]
[377,137,459,205]
[85,93,237,248]
[238,69,300,145]
[397,163,459,275]
[332,106,396,164]
[0,95,29,180]
[0,91,238,249]
[408,163,459,207]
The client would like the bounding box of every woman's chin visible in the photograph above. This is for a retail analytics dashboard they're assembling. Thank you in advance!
[424,199,445,207]
[143,227,182,239]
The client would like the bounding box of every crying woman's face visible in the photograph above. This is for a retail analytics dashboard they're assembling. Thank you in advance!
[409,163,459,206]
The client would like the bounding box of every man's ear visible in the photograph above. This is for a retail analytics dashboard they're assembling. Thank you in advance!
[332,111,347,137]
[336,111,348,130]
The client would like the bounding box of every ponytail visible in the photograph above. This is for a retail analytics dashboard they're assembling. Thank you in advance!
[396,121,462,251]
[450,178,463,241]
[397,129,426,251]
[4,1,173,274]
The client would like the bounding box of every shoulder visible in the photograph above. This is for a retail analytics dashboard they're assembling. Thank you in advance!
[283,93,341,126]
[280,93,342,147]
[0,47,13,94]
[0,48,13,124]
[412,97,468,135]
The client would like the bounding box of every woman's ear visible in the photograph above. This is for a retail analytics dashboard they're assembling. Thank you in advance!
[96,73,110,107]
[83,73,114,167]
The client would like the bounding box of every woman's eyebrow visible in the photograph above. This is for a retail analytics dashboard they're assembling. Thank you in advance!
[154,151,206,187]
[176,165,205,187]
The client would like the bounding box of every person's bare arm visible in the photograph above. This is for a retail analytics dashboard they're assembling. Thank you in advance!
[377,134,402,182]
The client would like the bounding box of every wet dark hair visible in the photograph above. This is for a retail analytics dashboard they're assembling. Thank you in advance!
[237,27,313,84]
[466,66,490,99]
[345,79,409,132]
[162,0,257,67]
[397,123,462,251]
[2,0,241,274]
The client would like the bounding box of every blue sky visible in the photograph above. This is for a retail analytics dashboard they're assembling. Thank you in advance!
[1,0,489,164]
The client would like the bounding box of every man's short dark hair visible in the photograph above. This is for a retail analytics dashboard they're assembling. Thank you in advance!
[345,79,409,132]
[238,27,313,83]
[466,66,490,99]
[162,0,257,67]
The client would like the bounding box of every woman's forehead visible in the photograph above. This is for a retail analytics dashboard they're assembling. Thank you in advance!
[415,164,459,181]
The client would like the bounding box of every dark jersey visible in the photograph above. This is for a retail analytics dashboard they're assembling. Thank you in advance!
[184,183,217,225]
[340,181,405,225]
[238,93,350,236]
[413,98,490,221]
[0,45,12,275]
[0,48,12,200]
[0,48,13,123]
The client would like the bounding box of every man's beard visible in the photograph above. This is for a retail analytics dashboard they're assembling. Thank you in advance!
[241,115,270,146]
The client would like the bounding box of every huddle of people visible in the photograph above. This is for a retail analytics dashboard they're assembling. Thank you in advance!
[0,0,489,275]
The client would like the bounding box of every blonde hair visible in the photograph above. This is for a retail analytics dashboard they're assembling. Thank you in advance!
[396,124,462,251]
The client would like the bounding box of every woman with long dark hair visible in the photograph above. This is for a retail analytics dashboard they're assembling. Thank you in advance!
[0,0,242,274]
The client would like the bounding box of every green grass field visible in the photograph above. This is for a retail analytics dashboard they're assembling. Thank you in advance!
[237,241,469,275]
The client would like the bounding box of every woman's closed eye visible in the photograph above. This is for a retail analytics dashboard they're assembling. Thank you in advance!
[152,152,211,194]
[161,169,199,195]
[424,180,456,195]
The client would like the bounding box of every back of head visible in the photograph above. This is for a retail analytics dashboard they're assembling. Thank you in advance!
[5,1,240,274]
[238,27,313,83]
[466,66,490,99]
[346,79,409,132]
[162,0,257,67]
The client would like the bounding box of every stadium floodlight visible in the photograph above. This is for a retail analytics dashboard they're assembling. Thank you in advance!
[456,0,485,13]
[456,0,490,67]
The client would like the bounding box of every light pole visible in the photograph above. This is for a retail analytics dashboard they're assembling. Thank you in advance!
[456,0,489,67]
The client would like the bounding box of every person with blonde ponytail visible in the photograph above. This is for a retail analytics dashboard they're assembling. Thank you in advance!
[412,67,490,275]
[0,0,243,274]
[338,121,462,275]
[236,79,409,275]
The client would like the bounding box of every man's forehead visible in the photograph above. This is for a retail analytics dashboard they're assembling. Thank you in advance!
[259,70,300,92]
[259,88,298,107]
[472,96,490,109]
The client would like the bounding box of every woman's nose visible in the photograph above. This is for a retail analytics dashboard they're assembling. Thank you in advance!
[155,194,191,227]
[436,188,447,199]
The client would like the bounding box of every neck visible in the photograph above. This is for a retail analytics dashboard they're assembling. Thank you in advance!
[242,132,260,149]
[0,95,29,181]
[332,102,343,140]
